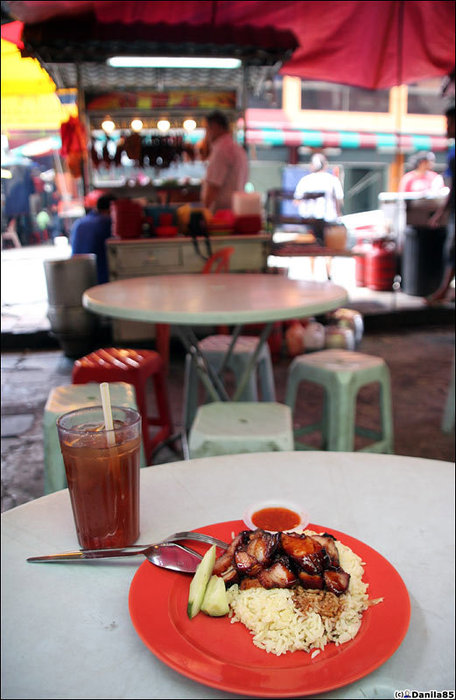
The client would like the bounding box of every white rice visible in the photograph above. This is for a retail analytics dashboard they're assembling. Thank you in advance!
[226,530,380,656]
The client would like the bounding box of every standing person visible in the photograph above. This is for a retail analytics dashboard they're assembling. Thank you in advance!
[426,104,455,304]
[2,217,21,249]
[3,165,35,246]
[70,194,116,284]
[293,153,344,245]
[201,110,248,213]
[399,151,445,194]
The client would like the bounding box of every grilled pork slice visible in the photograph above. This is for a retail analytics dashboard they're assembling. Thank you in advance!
[213,531,249,585]
[297,570,324,589]
[257,556,297,589]
[323,568,350,595]
[311,533,340,568]
[240,577,263,590]
[245,530,279,566]
[234,549,262,576]
[280,532,329,575]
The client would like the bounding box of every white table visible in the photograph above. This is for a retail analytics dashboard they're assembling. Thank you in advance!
[2,452,454,699]
[83,273,347,403]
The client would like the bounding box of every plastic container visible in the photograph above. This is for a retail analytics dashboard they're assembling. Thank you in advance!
[155,226,178,237]
[324,224,347,251]
[111,199,143,239]
[232,191,262,216]
[243,499,309,533]
[234,215,262,234]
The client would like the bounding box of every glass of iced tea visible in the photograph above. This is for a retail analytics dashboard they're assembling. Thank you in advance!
[56,405,141,549]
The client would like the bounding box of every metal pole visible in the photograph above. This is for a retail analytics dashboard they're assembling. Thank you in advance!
[241,59,248,150]
[76,63,88,197]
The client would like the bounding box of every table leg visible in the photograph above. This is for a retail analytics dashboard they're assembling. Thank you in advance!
[175,326,230,402]
[174,323,275,459]
[232,322,273,401]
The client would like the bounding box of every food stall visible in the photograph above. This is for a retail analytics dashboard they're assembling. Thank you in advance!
[14,10,297,339]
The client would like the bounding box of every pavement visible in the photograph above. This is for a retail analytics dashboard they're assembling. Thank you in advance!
[1,242,454,513]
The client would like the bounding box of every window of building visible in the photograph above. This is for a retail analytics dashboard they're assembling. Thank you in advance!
[300,81,389,112]
[407,77,443,115]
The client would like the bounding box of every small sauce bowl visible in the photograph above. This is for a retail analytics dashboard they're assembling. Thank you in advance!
[243,500,309,533]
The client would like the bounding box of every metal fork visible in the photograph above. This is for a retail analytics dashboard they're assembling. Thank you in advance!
[73,530,229,555]
[162,530,228,550]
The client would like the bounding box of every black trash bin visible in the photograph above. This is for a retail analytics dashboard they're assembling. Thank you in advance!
[401,225,447,297]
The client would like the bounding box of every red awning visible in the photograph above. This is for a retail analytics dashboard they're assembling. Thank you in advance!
[1,20,23,48]
[5,0,455,89]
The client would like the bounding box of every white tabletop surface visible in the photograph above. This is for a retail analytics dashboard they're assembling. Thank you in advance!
[82,274,348,325]
[2,451,454,699]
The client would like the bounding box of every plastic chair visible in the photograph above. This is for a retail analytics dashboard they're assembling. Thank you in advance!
[188,401,294,459]
[72,348,173,464]
[285,349,394,453]
[43,382,146,495]
[201,246,235,273]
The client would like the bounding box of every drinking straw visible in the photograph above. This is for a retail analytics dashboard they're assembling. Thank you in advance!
[100,382,116,447]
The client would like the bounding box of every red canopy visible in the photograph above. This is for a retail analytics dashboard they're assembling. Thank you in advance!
[1,20,23,48]
[5,0,455,89]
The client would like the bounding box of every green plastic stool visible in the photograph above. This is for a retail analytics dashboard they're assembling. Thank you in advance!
[188,402,294,459]
[285,349,394,453]
[43,382,146,495]
[183,334,276,433]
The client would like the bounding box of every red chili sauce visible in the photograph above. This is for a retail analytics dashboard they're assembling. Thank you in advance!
[251,507,300,531]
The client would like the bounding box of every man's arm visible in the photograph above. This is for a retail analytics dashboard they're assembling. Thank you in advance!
[202,181,221,212]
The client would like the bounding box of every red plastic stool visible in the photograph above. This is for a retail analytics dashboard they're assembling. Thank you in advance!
[72,348,173,463]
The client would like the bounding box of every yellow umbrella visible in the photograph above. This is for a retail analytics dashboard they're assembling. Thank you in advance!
[1,38,56,96]
[1,39,74,131]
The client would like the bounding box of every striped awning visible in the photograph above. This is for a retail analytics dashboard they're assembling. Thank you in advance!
[243,127,449,152]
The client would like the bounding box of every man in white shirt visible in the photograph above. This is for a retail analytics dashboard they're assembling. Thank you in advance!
[202,111,248,213]
[293,153,344,244]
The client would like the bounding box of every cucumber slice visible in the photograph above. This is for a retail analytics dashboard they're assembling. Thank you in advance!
[200,575,229,617]
[187,544,216,619]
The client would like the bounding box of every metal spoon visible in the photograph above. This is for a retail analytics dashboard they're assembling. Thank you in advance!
[27,542,203,573]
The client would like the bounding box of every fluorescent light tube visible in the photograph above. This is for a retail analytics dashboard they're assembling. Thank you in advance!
[107,56,241,69]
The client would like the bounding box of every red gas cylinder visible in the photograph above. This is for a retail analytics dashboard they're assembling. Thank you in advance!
[365,238,397,291]
[352,240,371,287]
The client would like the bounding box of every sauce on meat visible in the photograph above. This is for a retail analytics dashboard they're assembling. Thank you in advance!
[252,507,300,531]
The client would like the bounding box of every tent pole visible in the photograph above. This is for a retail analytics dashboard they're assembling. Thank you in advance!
[76,62,88,196]
[241,59,248,150]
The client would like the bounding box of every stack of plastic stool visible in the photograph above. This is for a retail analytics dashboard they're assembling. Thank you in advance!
[285,349,394,453]
[183,334,276,432]
[188,401,293,459]
[72,348,173,464]
[43,382,146,495]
